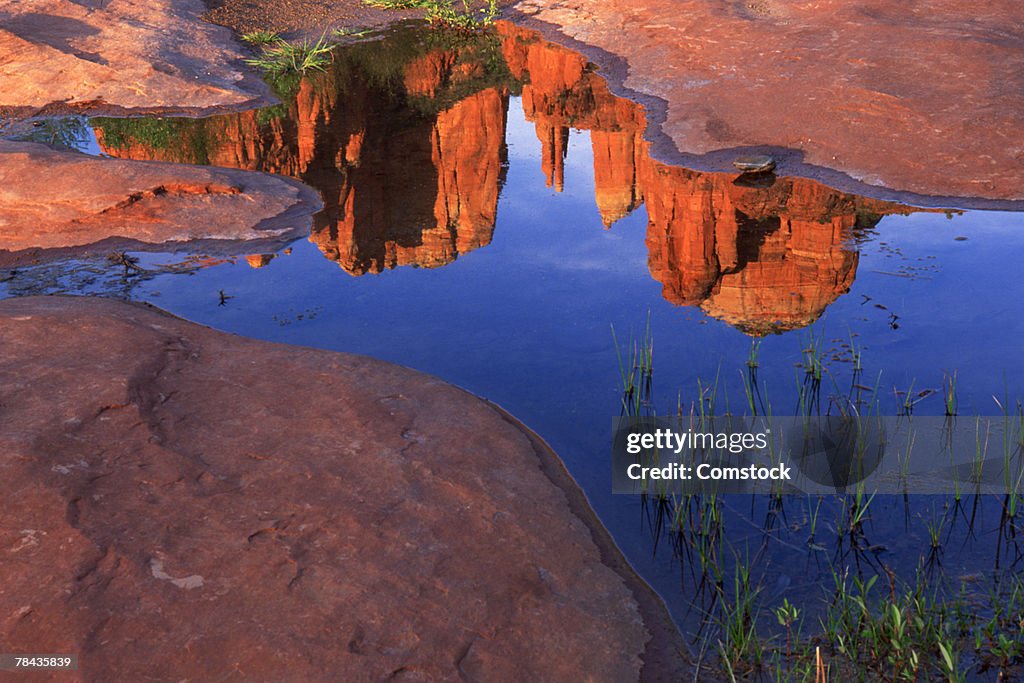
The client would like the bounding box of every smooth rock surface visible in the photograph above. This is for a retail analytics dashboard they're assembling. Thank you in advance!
[516,0,1024,200]
[0,296,682,681]
[0,141,319,262]
[0,0,270,115]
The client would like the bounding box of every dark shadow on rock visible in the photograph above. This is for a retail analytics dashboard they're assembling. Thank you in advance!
[0,13,107,65]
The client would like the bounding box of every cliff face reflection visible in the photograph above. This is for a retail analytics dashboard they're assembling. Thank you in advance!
[93,22,920,334]
[95,35,511,275]
[498,23,918,334]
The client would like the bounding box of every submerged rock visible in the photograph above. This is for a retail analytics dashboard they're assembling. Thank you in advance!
[0,141,319,263]
[0,296,686,681]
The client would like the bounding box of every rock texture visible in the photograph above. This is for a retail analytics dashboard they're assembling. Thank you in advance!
[514,0,1024,201]
[0,0,269,115]
[0,295,685,681]
[0,140,319,263]
[202,0,423,39]
[641,170,877,334]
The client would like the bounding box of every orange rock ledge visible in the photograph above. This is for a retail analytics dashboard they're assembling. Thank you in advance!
[0,0,271,116]
[0,295,687,681]
[514,0,1024,202]
[0,141,320,264]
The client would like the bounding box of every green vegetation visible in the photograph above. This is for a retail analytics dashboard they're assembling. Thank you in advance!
[90,117,211,164]
[706,565,1024,681]
[801,324,825,382]
[255,102,291,127]
[612,312,654,417]
[364,0,499,31]
[264,68,306,103]
[332,27,373,39]
[240,29,280,45]
[91,117,210,163]
[363,0,428,7]
[424,0,499,30]
[746,338,762,369]
[943,369,959,417]
[244,35,335,75]
[613,317,1024,680]
[635,486,1024,680]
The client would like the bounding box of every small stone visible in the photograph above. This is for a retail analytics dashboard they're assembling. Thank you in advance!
[732,155,776,173]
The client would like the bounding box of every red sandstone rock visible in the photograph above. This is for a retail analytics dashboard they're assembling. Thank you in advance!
[0,141,319,261]
[0,295,685,681]
[0,0,269,115]
[308,82,506,274]
[515,0,1024,201]
[245,253,277,268]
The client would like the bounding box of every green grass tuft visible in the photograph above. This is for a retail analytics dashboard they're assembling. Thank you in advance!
[244,35,335,75]
[240,30,280,45]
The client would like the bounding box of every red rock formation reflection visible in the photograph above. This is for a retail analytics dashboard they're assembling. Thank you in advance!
[95,36,510,275]
[95,23,921,332]
[306,84,507,275]
[499,23,916,334]
[641,170,871,334]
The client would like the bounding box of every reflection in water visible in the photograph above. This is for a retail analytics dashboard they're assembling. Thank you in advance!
[644,175,883,334]
[31,23,1023,652]
[499,23,925,334]
[94,32,512,276]
[93,22,924,334]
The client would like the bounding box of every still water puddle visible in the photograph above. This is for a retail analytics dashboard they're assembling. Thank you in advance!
[3,21,1024,656]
